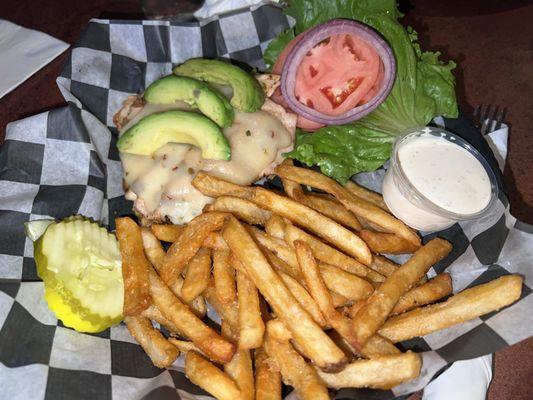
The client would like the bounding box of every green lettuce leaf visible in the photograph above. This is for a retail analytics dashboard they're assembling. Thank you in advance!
[263,28,295,71]
[285,126,393,184]
[265,0,458,182]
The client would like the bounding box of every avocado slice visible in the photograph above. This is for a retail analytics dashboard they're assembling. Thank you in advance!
[173,59,265,113]
[144,75,234,128]
[117,110,230,160]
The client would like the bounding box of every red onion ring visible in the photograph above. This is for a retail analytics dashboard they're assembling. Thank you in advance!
[280,19,396,125]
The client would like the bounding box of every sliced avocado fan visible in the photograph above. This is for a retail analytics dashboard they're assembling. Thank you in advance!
[144,75,234,128]
[117,110,231,160]
[173,58,265,113]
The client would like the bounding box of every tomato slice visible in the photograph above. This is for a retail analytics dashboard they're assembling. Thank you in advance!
[294,34,381,116]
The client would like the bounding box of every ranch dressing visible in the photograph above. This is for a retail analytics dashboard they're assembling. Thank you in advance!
[382,128,495,231]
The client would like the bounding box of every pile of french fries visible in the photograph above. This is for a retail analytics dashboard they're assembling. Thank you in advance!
[115,161,523,400]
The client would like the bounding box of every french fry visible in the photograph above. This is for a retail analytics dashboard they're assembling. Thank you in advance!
[116,217,151,316]
[360,230,420,254]
[203,231,229,250]
[279,272,328,328]
[319,263,374,301]
[213,248,237,305]
[237,269,265,349]
[264,322,330,400]
[369,255,398,277]
[262,246,302,281]
[331,291,352,308]
[359,335,400,358]
[181,247,212,303]
[379,275,523,342]
[281,159,362,231]
[150,224,183,242]
[161,212,229,286]
[193,172,372,265]
[316,352,421,389]
[264,215,286,239]
[124,315,179,368]
[168,338,205,356]
[296,241,362,351]
[168,275,206,318]
[203,281,239,330]
[207,196,272,225]
[185,351,242,400]
[142,304,185,337]
[255,347,282,400]
[274,164,420,247]
[247,225,299,269]
[351,238,452,348]
[304,193,363,231]
[141,228,166,271]
[224,349,255,400]
[222,216,347,371]
[284,222,382,282]
[345,180,389,211]
[148,268,235,364]
[391,273,453,315]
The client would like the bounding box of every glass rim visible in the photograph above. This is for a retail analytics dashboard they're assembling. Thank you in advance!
[390,127,499,221]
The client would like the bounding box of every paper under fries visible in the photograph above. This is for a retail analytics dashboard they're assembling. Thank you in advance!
[115,217,151,316]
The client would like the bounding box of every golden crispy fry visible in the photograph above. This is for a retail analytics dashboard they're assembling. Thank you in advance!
[281,159,362,231]
[331,291,352,308]
[391,273,453,315]
[284,222,381,281]
[193,172,372,265]
[141,228,166,271]
[207,196,272,225]
[224,349,255,400]
[345,181,389,211]
[255,347,282,400]
[185,351,242,400]
[168,338,205,355]
[222,216,347,371]
[203,231,229,250]
[316,352,421,389]
[380,275,523,342]
[150,224,183,242]
[247,225,299,269]
[304,193,363,231]
[203,281,239,329]
[278,272,328,328]
[264,323,330,400]
[125,315,179,368]
[148,268,235,363]
[264,215,286,239]
[181,247,212,303]
[274,164,420,247]
[319,263,374,301]
[262,246,302,281]
[369,255,398,277]
[142,304,185,336]
[360,230,420,254]
[265,319,293,341]
[237,269,265,349]
[162,212,229,286]
[167,275,206,318]
[213,248,237,305]
[359,335,400,358]
[296,241,363,351]
[116,217,151,316]
[351,238,452,348]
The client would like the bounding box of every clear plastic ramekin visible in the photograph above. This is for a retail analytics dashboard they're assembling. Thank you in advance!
[382,127,498,231]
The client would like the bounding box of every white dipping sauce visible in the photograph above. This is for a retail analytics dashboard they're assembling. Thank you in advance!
[382,132,492,231]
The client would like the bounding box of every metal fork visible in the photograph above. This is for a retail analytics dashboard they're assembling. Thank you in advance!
[473,105,507,135]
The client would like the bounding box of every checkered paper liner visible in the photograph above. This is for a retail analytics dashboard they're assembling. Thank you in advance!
[0,3,532,399]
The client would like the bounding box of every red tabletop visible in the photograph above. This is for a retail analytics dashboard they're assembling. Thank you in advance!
[1,1,532,398]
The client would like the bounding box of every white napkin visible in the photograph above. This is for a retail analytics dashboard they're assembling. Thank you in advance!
[0,20,69,99]
[194,0,279,19]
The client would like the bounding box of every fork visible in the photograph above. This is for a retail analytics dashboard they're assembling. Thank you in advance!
[473,105,507,135]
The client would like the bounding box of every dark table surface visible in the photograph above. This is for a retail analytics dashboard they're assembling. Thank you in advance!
[1,1,532,399]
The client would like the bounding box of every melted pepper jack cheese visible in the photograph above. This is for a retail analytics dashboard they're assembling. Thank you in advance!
[120,101,294,224]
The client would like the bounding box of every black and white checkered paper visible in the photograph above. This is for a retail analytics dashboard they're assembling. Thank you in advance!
[0,3,532,399]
